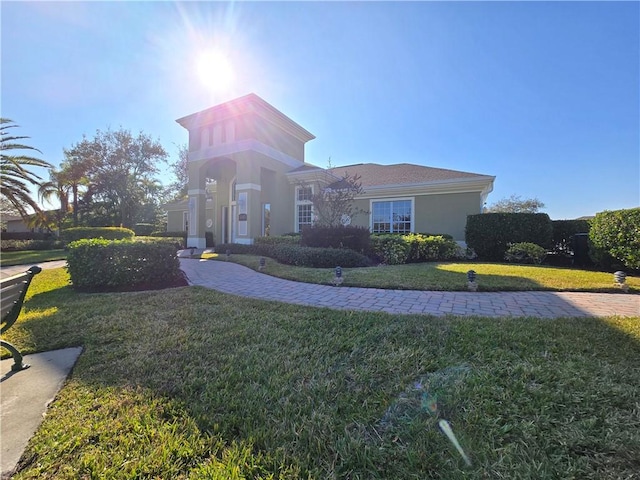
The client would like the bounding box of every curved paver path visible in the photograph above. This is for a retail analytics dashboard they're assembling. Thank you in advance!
[179,259,640,318]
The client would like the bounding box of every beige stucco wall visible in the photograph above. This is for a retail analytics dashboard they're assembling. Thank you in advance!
[414,192,481,240]
[348,191,482,241]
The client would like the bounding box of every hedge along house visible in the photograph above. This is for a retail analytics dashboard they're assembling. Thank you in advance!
[167,94,495,248]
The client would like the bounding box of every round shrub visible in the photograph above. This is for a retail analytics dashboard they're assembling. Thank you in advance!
[369,235,411,265]
[504,242,547,265]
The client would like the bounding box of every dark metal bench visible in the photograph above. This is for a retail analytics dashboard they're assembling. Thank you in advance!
[1,266,42,371]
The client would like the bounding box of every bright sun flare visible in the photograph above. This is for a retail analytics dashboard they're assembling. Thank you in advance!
[196,50,235,93]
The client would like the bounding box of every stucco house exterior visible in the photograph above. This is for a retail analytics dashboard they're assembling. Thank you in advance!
[166,94,494,248]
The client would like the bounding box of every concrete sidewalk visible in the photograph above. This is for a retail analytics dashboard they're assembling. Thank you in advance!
[1,347,82,479]
[0,261,67,280]
[179,258,640,318]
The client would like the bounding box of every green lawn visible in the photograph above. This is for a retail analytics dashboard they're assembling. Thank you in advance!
[5,268,640,479]
[0,249,66,267]
[203,253,640,293]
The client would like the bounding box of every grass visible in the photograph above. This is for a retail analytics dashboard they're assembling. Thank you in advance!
[0,249,67,267]
[201,253,640,293]
[4,268,640,479]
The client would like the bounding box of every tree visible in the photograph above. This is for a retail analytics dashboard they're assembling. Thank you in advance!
[38,168,71,231]
[165,144,189,201]
[302,169,368,227]
[0,118,52,217]
[58,154,92,227]
[487,194,545,213]
[65,128,168,228]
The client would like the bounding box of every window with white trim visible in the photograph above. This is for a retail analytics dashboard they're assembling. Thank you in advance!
[183,211,189,232]
[372,199,412,233]
[295,186,314,232]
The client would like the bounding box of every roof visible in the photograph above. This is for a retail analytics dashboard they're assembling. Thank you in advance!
[328,163,492,188]
[176,93,316,144]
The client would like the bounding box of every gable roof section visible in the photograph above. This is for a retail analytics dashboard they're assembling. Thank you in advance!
[176,93,316,144]
[328,163,494,197]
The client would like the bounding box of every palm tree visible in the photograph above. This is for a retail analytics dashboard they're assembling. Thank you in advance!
[38,168,71,231]
[1,118,52,217]
[59,154,91,227]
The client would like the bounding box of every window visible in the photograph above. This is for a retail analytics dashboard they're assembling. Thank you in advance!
[262,203,271,236]
[183,211,189,232]
[297,204,313,229]
[297,186,313,202]
[372,199,412,233]
[295,186,314,232]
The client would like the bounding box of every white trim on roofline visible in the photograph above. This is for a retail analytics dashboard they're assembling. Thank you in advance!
[285,168,342,185]
[187,139,304,169]
[236,183,262,191]
[356,176,495,199]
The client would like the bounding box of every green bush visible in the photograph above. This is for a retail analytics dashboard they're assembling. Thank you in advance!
[1,239,65,251]
[133,223,155,236]
[61,227,135,244]
[552,219,591,254]
[0,231,56,241]
[215,243,256,255]
[271,245,371,268]
[404,234,459,263]
[133,236,185,249]
[504,242,547,265]
[589,208,640,270]
[66,239,182,289]
[369,235,411,265]
[301,225,371,252]
[466,213,553,261]
[149,231,187,249]
[368,234,459,265]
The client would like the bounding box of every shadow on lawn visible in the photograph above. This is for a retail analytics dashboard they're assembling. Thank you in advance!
[10,280,640,479]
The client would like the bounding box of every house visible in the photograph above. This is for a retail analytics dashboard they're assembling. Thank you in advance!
[166,94,495,248]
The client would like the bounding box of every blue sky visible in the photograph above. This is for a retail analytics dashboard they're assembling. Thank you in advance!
[2,1,638,220]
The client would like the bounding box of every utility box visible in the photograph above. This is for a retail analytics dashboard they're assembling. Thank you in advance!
[571,233,590,266]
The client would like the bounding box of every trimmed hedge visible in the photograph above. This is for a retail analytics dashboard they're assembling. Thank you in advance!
[254,235,300,249]
[150,231,188,249]
[133,223,155,236]
[66,239,182,289]
[405,234,459,263]
[369,235,411,265]
[466,213,553,261]
[1,239,64,251]
[301,225,370,252]
[589,208,640,270]
[369,234,459,265]
[61,227,135,244]
[215,243,256,255]
[0,231,56,241]
[270,245,371,268]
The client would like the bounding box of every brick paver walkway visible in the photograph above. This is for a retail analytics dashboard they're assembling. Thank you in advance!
[179,258,640,318]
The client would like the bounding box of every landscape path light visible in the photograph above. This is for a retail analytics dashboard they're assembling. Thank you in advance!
[467,270,478,292]
[614,271,629,292]
[333,266,343,286]
[259,257,266,271]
